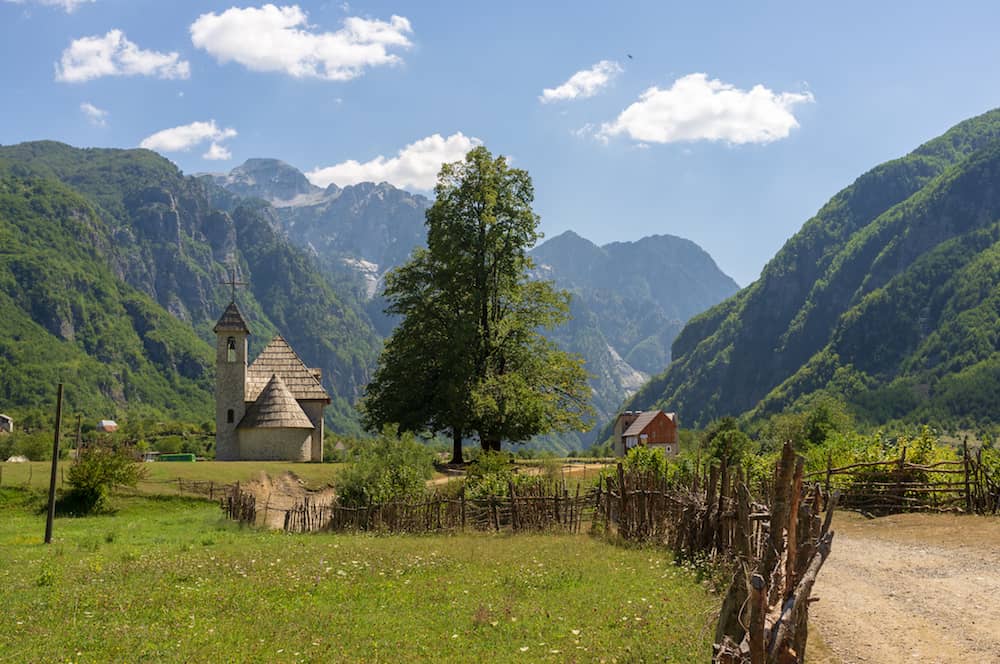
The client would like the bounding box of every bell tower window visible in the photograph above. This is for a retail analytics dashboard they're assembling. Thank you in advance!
[227,409,234,424]
[227,337,236,362]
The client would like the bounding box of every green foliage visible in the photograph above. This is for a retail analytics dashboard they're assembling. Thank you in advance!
[334,428,435,507]
[700,417,753,466]
[363,147,594,455]
[61,445,147,514]
[622,445,667,477]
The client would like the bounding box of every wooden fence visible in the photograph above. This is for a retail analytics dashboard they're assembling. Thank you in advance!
[806,445,1000,515]
[590,444,834,663]
[224,480,594,535]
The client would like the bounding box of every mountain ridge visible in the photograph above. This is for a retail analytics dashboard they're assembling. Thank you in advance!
[619,107,1000,431]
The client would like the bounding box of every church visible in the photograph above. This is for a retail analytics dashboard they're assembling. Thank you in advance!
[213,300,330,461]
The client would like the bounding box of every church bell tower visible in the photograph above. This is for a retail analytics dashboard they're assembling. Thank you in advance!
[213,269,250,460]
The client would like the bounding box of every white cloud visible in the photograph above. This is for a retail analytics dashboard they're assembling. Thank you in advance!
[190,5,412,81]
[306,132,481,190]
[139,121,237,158]
[203,142,233,161]
[4,0,94,13]
[540,60,622,103]
[79,101,107,126]
[56,29,190,83]
[596,73,814,145]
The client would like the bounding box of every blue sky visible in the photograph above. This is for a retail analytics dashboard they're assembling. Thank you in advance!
[2,1,1000,285]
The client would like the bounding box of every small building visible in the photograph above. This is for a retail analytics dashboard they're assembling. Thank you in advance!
[214,301,330,461]
[0,413,12,434]
[612,410,679,457]
[97,420,119,433]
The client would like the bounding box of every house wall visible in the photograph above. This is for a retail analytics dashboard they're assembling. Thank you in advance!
[237,427,312,461]
[613,412,641,457]
[640,412,678,446]
[0,415,12,434]
[300,400,326,462]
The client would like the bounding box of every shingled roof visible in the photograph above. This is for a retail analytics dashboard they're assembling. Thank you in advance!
[623,410,676,437]
[213,301,251,334]
[238,373,315,429]
[246,336,330,402]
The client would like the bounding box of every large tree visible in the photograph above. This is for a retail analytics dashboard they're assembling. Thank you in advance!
[361,146,593,461]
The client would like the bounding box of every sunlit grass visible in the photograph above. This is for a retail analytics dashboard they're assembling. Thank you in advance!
[0,489,715,662]
[0,460,345,493]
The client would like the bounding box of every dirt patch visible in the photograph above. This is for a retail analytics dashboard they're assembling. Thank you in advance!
[238,471,337,529]
[809,511,1000,663]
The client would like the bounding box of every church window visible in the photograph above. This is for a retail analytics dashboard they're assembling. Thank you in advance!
[227,337,236,362]
[227,409,234,424]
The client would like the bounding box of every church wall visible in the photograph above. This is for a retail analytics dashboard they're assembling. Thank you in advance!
[300,400,326,462]
[237,428,312,461]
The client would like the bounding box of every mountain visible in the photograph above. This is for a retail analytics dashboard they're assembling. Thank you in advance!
[204,160,429,303]
[530,231,739,448]
[621,109,1000,430]
[210,160,741,451]
[0,142,380,434]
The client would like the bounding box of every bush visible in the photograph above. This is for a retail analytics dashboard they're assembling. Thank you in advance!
[334,428,435,507]
[59,445,147,515]
[622,445,667,477]
[464,451,516,499]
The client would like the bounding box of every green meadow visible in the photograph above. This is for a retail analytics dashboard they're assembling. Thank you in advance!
[0,487,716,663]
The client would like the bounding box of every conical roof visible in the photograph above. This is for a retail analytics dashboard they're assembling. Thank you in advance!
[246,336,329,402]
[213,301,251,334]
[238,373,315,429]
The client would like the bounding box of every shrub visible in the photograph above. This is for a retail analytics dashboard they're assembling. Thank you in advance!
[59,445,147,515]
[334,428,434,507]
[622,445,667,477]
[465,451,517,499]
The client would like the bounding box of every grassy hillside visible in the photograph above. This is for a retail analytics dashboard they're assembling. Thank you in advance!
[622,108,1000,430]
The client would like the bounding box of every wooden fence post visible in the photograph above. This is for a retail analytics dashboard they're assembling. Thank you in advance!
[617,463,626,537]
[963,441,972,513]
[460,487,466,532]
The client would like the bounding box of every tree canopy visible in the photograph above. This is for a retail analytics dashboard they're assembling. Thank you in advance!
[361,146,593,461]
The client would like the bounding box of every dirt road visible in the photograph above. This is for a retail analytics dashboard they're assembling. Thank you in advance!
[809,512,1000,663]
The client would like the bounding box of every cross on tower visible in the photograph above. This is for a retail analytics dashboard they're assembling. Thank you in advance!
[221,264,247,303]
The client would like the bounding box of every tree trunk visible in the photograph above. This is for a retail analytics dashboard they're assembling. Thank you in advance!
[481,438,502,452]
[449,429,464,465]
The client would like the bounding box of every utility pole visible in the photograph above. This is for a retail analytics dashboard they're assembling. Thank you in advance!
[44,383,64,544]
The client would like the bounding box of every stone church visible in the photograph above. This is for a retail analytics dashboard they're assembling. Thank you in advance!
[213,301,330,461]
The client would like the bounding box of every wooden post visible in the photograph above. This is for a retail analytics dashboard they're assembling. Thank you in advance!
[784,457,805,599]
[964,441,972,513]
[74,413,82,460]
[749,573,766,664]
[617,463,626,537]
[460,487,466,531]
[509,480,517,532]
[44,383,64,545]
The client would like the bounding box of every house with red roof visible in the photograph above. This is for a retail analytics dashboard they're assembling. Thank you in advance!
[612,409,679,458]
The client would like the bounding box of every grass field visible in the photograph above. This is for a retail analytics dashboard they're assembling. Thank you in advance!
[0,460,346,493]
[0,488,716,662]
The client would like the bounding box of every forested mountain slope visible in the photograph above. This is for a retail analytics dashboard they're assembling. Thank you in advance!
[621,109,1000,429]
[0,142,380,432]
[529,231,739,448]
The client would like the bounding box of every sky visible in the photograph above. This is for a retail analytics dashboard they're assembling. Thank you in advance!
[2,1,1000,285]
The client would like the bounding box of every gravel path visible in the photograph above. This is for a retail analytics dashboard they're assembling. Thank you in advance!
[810,512,1000,663]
